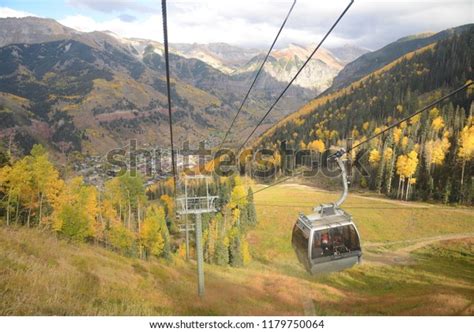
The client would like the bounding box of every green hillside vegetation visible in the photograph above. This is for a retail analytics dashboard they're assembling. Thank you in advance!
[256,27,474,204]
[0,145,257,267]
[0,183,473,315]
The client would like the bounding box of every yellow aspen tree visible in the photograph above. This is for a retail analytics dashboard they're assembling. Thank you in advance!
[396,155,408,199]
[308,139,325,153]
[85,186,102,241]
[102,198,133,252]
[458,121,474,189]
[410,113,421,125]
[413,143,421,153]
[315,128,324,139]
[273,151,282,175]
[0,165,12,225]
[429,107,439,118]
[160,194,175,219]
[384,147,393,162]
[393,127,402,144]
[230,176,246,209]
[30,147,60,224]
[140,205,167,258]
[104,177,126,223]
[401,136,409,149]
[352,128,359,138]
[431,116,445,132]
[404,151,419,200]
[369,149,381,166]
[52,177,97,241]
[425,137,451,168]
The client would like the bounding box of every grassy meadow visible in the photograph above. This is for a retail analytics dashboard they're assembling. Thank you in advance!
[0,183,473,315]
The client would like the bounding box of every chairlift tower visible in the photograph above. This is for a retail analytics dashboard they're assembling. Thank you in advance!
[177,215,194,261]
[176,175,218,297]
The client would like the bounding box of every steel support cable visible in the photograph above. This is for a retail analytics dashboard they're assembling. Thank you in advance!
[237,81,474,201]
[236,0,355,152]
[162,0,178,195]
[218,0,298,150]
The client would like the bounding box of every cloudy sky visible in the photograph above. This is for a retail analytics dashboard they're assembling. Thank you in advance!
[0,0,472,50]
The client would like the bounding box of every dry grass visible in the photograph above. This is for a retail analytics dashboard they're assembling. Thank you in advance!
[0,183,473,315]
[0,226,346,315]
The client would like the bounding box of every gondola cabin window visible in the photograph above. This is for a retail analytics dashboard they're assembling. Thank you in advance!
[292,224,310,266]
[311,225,360,259]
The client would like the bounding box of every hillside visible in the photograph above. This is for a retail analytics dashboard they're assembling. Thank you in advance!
[329,24,473,92]
[1,183,473,315]
[0,17,227,156]
[0,17,372,158]
[256,25,474,204]
[0,17,319,157]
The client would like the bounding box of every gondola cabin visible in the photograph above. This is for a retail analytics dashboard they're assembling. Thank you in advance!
[291,149,362,274]
[292,204,362,274]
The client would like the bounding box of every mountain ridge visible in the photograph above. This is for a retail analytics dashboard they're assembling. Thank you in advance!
[328,23,474,92]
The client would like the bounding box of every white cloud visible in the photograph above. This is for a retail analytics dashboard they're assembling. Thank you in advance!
[58,0,473,49]
[0,7,37,18]
[59,14,163,40]
[67,0,157,13]
[59,14,103,32]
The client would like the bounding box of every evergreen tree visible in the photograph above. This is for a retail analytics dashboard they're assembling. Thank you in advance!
[417,151,432,200]
[215,235,229,266]
[246,188,257,227]
[229,230,243,267]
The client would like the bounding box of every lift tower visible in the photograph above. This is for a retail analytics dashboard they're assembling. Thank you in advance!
[176,175,217,297]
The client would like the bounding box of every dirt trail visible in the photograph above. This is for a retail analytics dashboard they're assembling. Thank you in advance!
[363,233,474,265]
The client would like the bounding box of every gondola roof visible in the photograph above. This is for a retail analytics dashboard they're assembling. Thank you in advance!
[297,204,353,230]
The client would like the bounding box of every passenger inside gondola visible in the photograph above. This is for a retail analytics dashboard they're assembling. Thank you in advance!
[331,228,346,254]
[320,231,332,256]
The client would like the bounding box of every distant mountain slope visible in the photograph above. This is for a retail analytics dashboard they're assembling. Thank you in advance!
[0,38,178,154]
[327,44,370,64]
[0,17,317,156]
[171,42,262,73]
[257,26,473,203]
[329,24,474,92]
[170,42,357,93]
[0,16,135,55]
[234,43,343,92]
[0,17,75,46]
